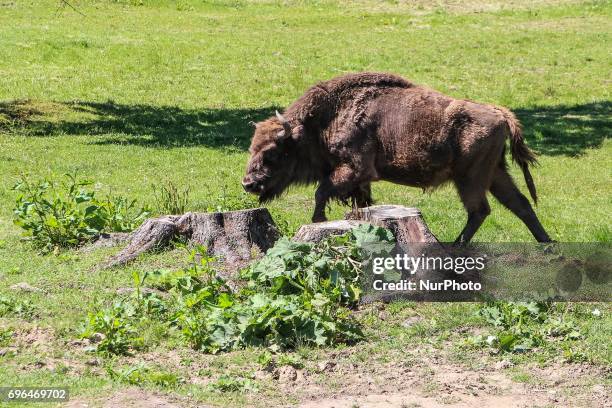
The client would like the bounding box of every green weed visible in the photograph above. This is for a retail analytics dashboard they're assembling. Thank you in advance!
[107,363,182,388]
[471,302,584,353]
[12,173,150,252]
[80,302,145,355]
[152,180,191,215]
[81,224,394,354]
[0,328,13,347]
[208,374,258,393]
[257,351,304,369]
[0,295,35,319]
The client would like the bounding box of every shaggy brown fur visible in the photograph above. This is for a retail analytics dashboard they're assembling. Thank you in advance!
[243,72,551,243]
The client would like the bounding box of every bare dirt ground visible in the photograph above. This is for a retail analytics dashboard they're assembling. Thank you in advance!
[296,362,610,408]
[62,352,610,408]
[6,320,609,408]
[11,324,605,408]
[65,388,184,408]
[289,359,609,408]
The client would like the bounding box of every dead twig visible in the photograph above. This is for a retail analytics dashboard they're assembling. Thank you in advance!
[56,0,86,17]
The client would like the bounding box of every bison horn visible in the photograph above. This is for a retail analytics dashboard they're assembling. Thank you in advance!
[275,110,291,138]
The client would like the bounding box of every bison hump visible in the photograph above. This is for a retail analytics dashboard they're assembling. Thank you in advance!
[320,72,412,92]
[285,72,413,126]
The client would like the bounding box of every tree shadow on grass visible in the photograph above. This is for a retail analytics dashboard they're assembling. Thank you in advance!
[514,101,610,157]
[1,99,609,155]
[0,99,279,151]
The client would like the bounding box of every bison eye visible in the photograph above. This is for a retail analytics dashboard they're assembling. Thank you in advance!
[263,149,279,163]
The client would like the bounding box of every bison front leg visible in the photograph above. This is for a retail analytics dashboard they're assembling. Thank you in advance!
[352,183,373,208]
[313,180,333,223]
[312,165,365,223]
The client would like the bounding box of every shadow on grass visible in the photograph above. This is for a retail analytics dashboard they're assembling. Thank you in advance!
[1,99,609,155]
[0,100,279,150]
[514,101,610,157]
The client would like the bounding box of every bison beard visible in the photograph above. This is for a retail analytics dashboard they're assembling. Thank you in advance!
[258,184,285,204]
[243,72,552,244]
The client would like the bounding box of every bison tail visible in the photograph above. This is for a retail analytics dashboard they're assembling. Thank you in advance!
[498,106,539,204]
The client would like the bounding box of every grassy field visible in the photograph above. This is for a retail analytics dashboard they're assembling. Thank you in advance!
[0,1,610,407]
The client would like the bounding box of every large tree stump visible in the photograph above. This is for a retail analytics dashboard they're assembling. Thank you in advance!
[292,205,439,247]
[346,205,479,302]
[293,220,367,243]
[103,208,280,272]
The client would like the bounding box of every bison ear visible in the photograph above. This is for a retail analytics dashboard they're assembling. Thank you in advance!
[276,126,304,142]
[275,110,292,140]
[291,124,304,141]
[275,111,304,142]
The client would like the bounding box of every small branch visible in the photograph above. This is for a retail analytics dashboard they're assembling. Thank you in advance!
[56,0,86,17]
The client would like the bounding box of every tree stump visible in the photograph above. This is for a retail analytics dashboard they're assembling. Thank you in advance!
[292,205,439,248]
[102,208,280,272]
[346,205,439,245]
[293,220,367,243]
[347,205,480,302]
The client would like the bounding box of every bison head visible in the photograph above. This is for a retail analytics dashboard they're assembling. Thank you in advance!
[242,112,300,203]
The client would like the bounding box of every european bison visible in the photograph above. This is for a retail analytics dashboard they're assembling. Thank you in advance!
[243,72,551,243]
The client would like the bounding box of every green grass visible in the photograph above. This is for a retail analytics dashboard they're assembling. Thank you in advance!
[0,1,610,407]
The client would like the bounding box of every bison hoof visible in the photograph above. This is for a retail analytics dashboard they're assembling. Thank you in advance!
[312,214,327,223]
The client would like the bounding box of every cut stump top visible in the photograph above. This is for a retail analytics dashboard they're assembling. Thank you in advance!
[293,220,367,243]
[353,205,422,221]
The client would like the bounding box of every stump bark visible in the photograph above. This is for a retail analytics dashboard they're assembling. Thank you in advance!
[346,205,439,245]
[293,205,454,302]
[103,208,280,271]
[346,205,480,302]
[292,205,439,247]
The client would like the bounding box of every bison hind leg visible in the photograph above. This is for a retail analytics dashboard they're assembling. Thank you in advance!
[454,194,491,245]
[453,121,508,244]
[490,167,551,242]
[453,160,496,245]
